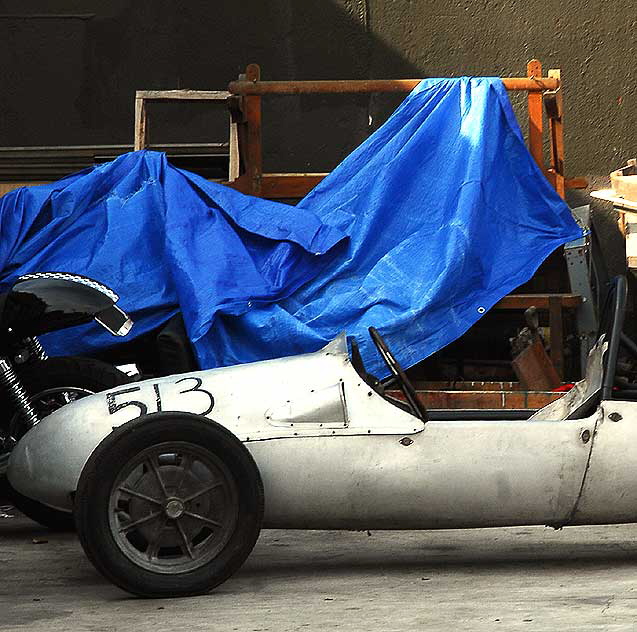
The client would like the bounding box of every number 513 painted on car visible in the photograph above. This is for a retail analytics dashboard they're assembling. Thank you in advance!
[106,376,215,418]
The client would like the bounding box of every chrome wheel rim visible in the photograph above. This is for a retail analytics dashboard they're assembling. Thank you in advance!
[108,442,239,574]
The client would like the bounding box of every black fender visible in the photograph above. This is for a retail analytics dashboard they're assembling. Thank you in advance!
[0,273,131,339]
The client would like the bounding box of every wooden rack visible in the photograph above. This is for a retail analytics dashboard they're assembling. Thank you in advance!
[225,60,586,199]
[133,89,240,181]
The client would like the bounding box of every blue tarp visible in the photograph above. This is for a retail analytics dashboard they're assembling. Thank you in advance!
[0,77,583,377]
[0,153,347,359]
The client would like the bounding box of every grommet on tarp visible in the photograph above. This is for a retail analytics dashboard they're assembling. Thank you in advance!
[477,306,486,314]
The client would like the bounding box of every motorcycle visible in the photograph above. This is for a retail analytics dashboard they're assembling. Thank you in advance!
[0,272,133,529]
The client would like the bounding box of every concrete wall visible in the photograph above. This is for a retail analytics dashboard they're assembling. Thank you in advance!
[1,0,635,180]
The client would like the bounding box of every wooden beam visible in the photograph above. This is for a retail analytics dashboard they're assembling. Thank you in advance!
[134,94,147,151]
[244,64,263,195]
[135,90,229,101]
[527,60,544,171]
[226,173,328,197]
[566,176,588,190]
[133,89,232,179]
[228,170,586,200]
[228,76,560,96]
[228,114,240,182]
[260,173,328,198]
[546,68,565,198]
[494,294,581,310]
[0,181,48,196]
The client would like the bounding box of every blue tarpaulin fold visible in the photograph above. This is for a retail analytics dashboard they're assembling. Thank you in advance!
[0,153,348,359]
[0,77,583,377]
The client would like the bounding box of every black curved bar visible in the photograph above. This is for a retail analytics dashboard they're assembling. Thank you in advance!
[368,326,428,422]
[602,276,627,400]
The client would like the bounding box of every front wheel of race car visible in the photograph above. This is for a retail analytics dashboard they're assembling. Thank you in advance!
[74,412,264,598]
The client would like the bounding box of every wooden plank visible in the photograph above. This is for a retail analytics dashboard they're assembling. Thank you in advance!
[544,169,556,188]
[260,173,328,198]
[225,173,249,194]
[623,211,637,271]
[0,181,47,196]
[512,337,561,390]
[234,173,587,202]
[548,294,564,379]
[527,60,544,170]
[546,69,565,198]
[548,167,565,199]
[134,90,230,154]
[135,90,230,101]
[387,389,562,410]
[591,189,637,212]
[228,114,240,182]
[244,64,263,196]
[610,162,637,202]
[134,94,147,151]
[416,381,523,391]
[228,76,559,96]
[494,294,581,309]
[566,176,588,190]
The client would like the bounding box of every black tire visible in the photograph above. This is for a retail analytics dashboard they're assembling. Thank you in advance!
[5,356,131,531]
[74,412,264,598]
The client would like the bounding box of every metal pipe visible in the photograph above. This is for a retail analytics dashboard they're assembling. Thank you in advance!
[228,77,560,96]
[602,276,627,400]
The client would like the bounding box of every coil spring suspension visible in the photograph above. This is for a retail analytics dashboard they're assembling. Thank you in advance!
[0,358,39,429]
[25,337,48,361]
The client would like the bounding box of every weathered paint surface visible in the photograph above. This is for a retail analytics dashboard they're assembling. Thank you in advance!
[8,333,611,531]
[251,417,595,530]
[571,400,637,525]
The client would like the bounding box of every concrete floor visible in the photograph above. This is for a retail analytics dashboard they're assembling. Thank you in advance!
[2,507,637,632]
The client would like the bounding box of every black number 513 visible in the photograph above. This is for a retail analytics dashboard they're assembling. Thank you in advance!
[107,378,215,417]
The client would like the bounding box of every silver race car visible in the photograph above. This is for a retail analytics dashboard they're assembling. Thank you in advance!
[8,277,636,598]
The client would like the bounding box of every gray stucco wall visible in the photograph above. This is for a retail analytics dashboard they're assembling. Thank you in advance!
[1,0,635,180]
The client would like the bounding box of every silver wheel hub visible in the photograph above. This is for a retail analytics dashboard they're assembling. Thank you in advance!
[108,443,239,574]
[164,498,185,519]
